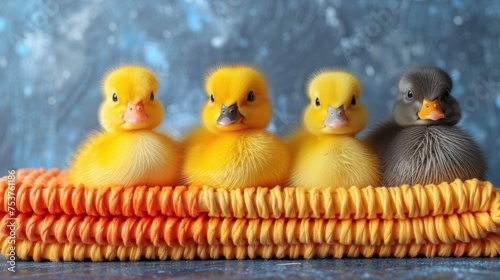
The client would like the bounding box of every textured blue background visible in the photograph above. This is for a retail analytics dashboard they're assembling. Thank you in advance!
[1,0,499,185]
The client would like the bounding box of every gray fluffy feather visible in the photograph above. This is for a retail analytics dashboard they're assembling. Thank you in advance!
[366,66,487,186]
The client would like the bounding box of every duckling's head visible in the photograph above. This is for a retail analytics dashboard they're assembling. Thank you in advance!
[202,65,271,132]
[394,66,461,127]
[304,70,368,136]
[99,65,164,132]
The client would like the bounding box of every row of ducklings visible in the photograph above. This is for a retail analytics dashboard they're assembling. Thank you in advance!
[68,64,487,189]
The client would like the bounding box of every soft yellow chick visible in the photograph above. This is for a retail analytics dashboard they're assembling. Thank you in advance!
[289,70,381,189]
[69,65,180,187]
[182,65,291,190]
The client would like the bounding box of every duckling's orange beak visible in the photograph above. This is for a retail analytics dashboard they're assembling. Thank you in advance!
[123,101,147,124]
[418,98,444,121]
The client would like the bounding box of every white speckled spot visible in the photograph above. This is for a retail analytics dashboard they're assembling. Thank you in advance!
[130,10,138,19]
[453,16,463,25]
[0,57,7,68]
[211,36,226,48]
[73,32,82,41]
[325,7,339,27]
[62,70,71,79]
[411,43,425,56]
[268,122,277,133]
[436,59,446,68]
[0,17,5,32]
[109,22,117,31]
[107,36,115,44]
[24,86,32,96]
[361,272,371,278]
[163,30,171,38]
[450,69,460,80]
[48,55,56,63]
[428,5,438,16]
[275,262,301,266]
[48,96,56,105]
[365,65,375,76]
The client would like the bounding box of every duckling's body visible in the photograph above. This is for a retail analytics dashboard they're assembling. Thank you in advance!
[182,65,290,189]
[289,70,381,189]
[184,127,290,189]
[70,130,179,187]
[291,135,380,189]
[381,125,485,186]
[69,66,180,187]
[366,66,486,186]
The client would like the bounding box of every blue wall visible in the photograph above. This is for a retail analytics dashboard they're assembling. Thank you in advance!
[1,0,499,185]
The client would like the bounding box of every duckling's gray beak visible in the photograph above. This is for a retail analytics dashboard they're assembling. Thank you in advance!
[217,103,241,126]
[324,105,348,128]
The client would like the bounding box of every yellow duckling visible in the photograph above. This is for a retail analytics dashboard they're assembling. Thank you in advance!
[289,70,381,189]
[182,65,290,190]
[69,65,180,187]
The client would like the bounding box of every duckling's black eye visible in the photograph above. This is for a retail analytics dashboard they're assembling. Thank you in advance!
[315,97,320,107]
[150,92,154,101]
[112,92,118,102]
[210,94,215,103]
[247,91,255,102]
[407,89,413,99]
[351,96,356,106]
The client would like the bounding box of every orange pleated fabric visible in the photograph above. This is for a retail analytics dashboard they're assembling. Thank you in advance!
[1,168,499,261]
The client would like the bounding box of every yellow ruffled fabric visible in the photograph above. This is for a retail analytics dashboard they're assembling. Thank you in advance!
[1,168,499,261]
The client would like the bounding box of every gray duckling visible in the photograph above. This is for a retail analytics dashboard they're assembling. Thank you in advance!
[366,66,486,186]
